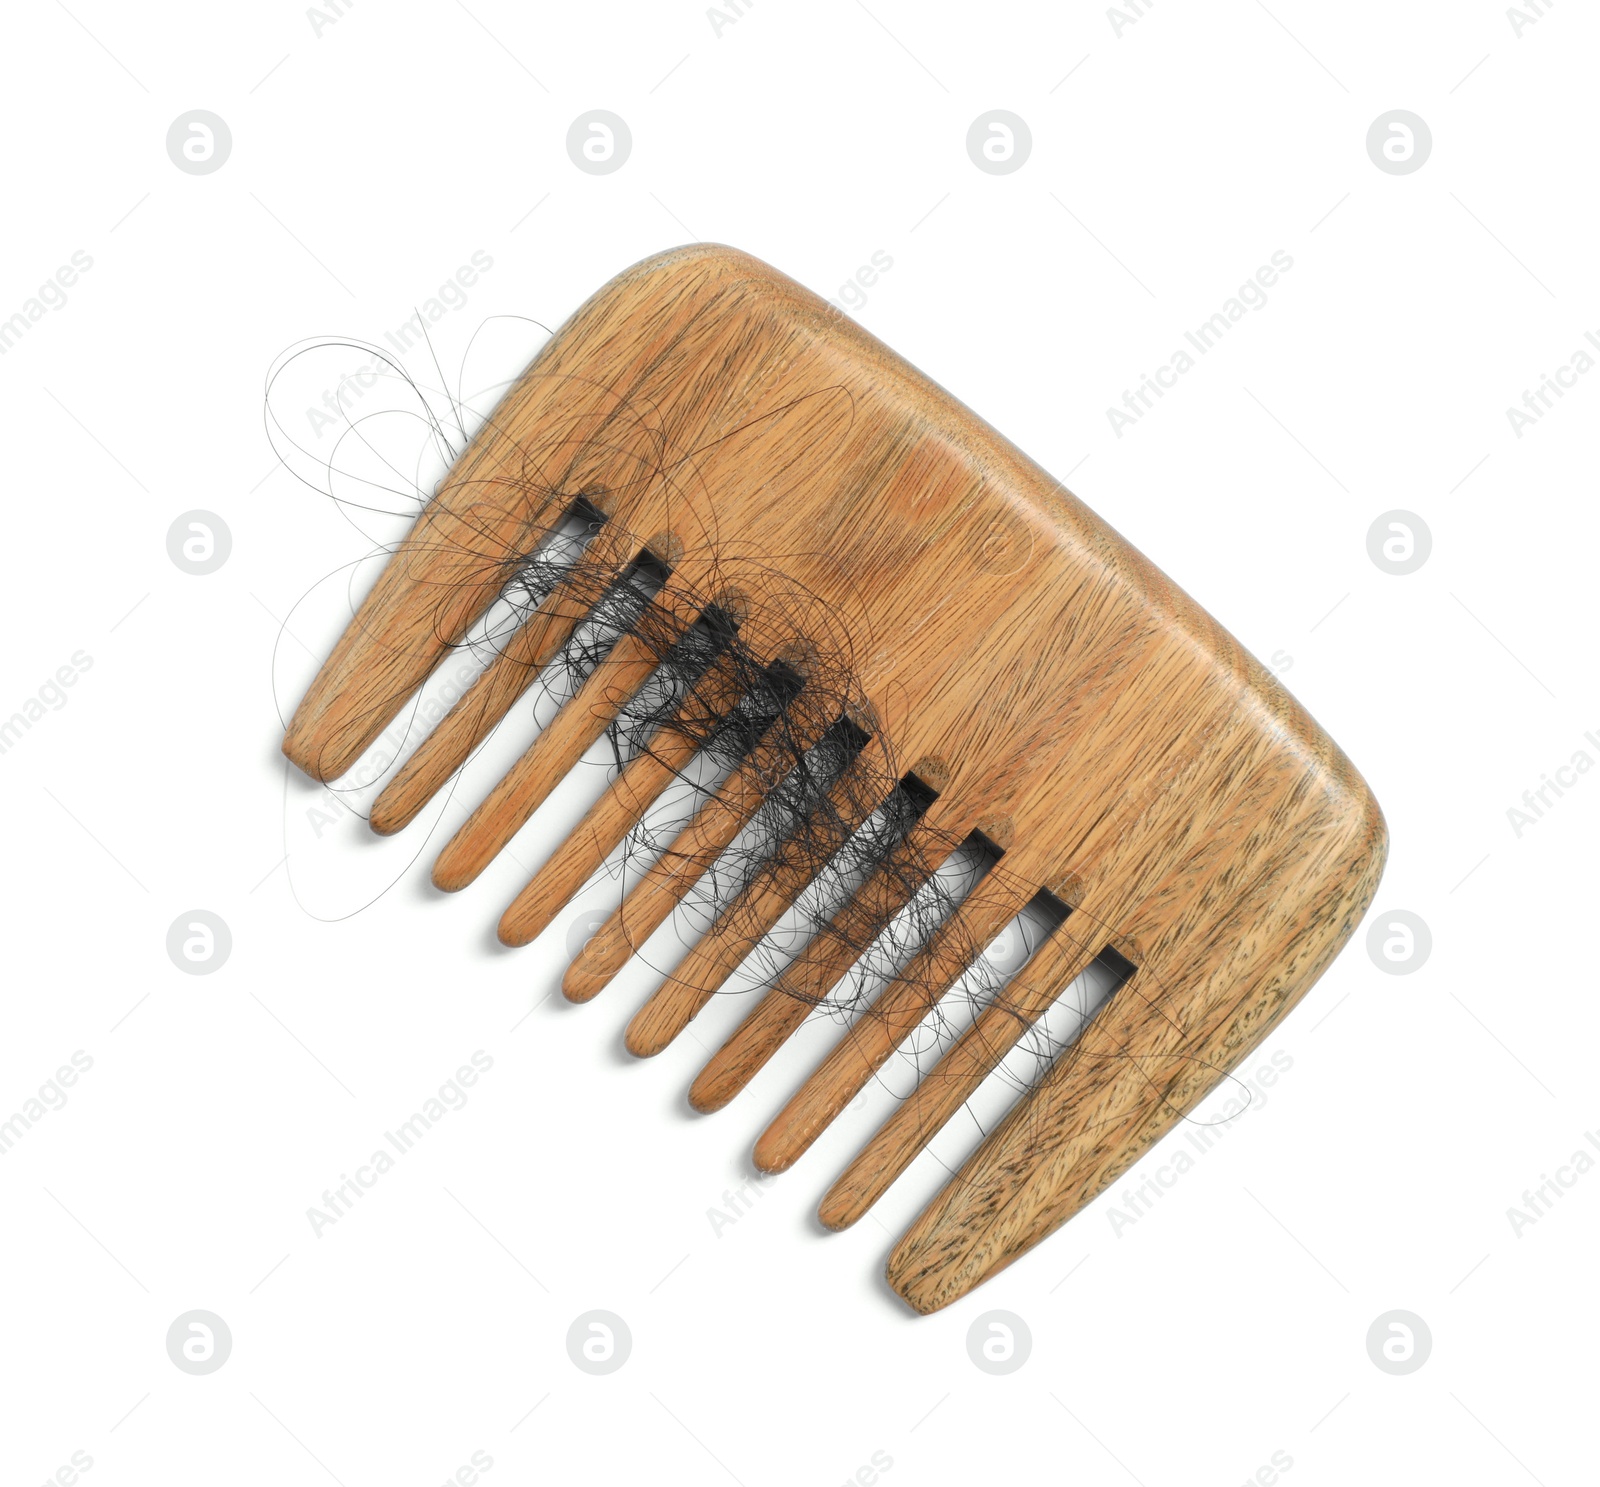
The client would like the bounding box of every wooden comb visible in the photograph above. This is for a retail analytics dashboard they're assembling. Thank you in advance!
[280,244,1387,1314]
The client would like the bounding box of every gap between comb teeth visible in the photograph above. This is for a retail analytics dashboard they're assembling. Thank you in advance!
[557,682,842,1004]
[752,830,1013,1175]
[430,552,702,892]
[819,926,1136,1230]
[686,768,947,1113]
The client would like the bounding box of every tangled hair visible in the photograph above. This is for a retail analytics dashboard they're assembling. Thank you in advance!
[266,320,1236,1198]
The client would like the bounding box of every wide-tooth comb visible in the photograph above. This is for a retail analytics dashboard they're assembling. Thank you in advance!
[281,244,1387,1313]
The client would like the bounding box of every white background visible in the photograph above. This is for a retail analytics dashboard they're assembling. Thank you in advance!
[1,2,1595,1484]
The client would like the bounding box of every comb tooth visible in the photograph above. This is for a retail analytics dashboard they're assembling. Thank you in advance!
[559,708,834,1003]
[431,600,695,894]
[367,556,617,836]
[817,696,1281,1223]
[817,926,1099,1230]
[883,772,1388,1314]
[883,967,1166,1314]
[282,497,566,783]
[495,656,745,947]
[687,811,951,1113]
[752,879,1021,1175]
[622,761,880,1058]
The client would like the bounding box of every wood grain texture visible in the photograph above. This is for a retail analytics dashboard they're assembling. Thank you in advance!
[282,243,1387,1314]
